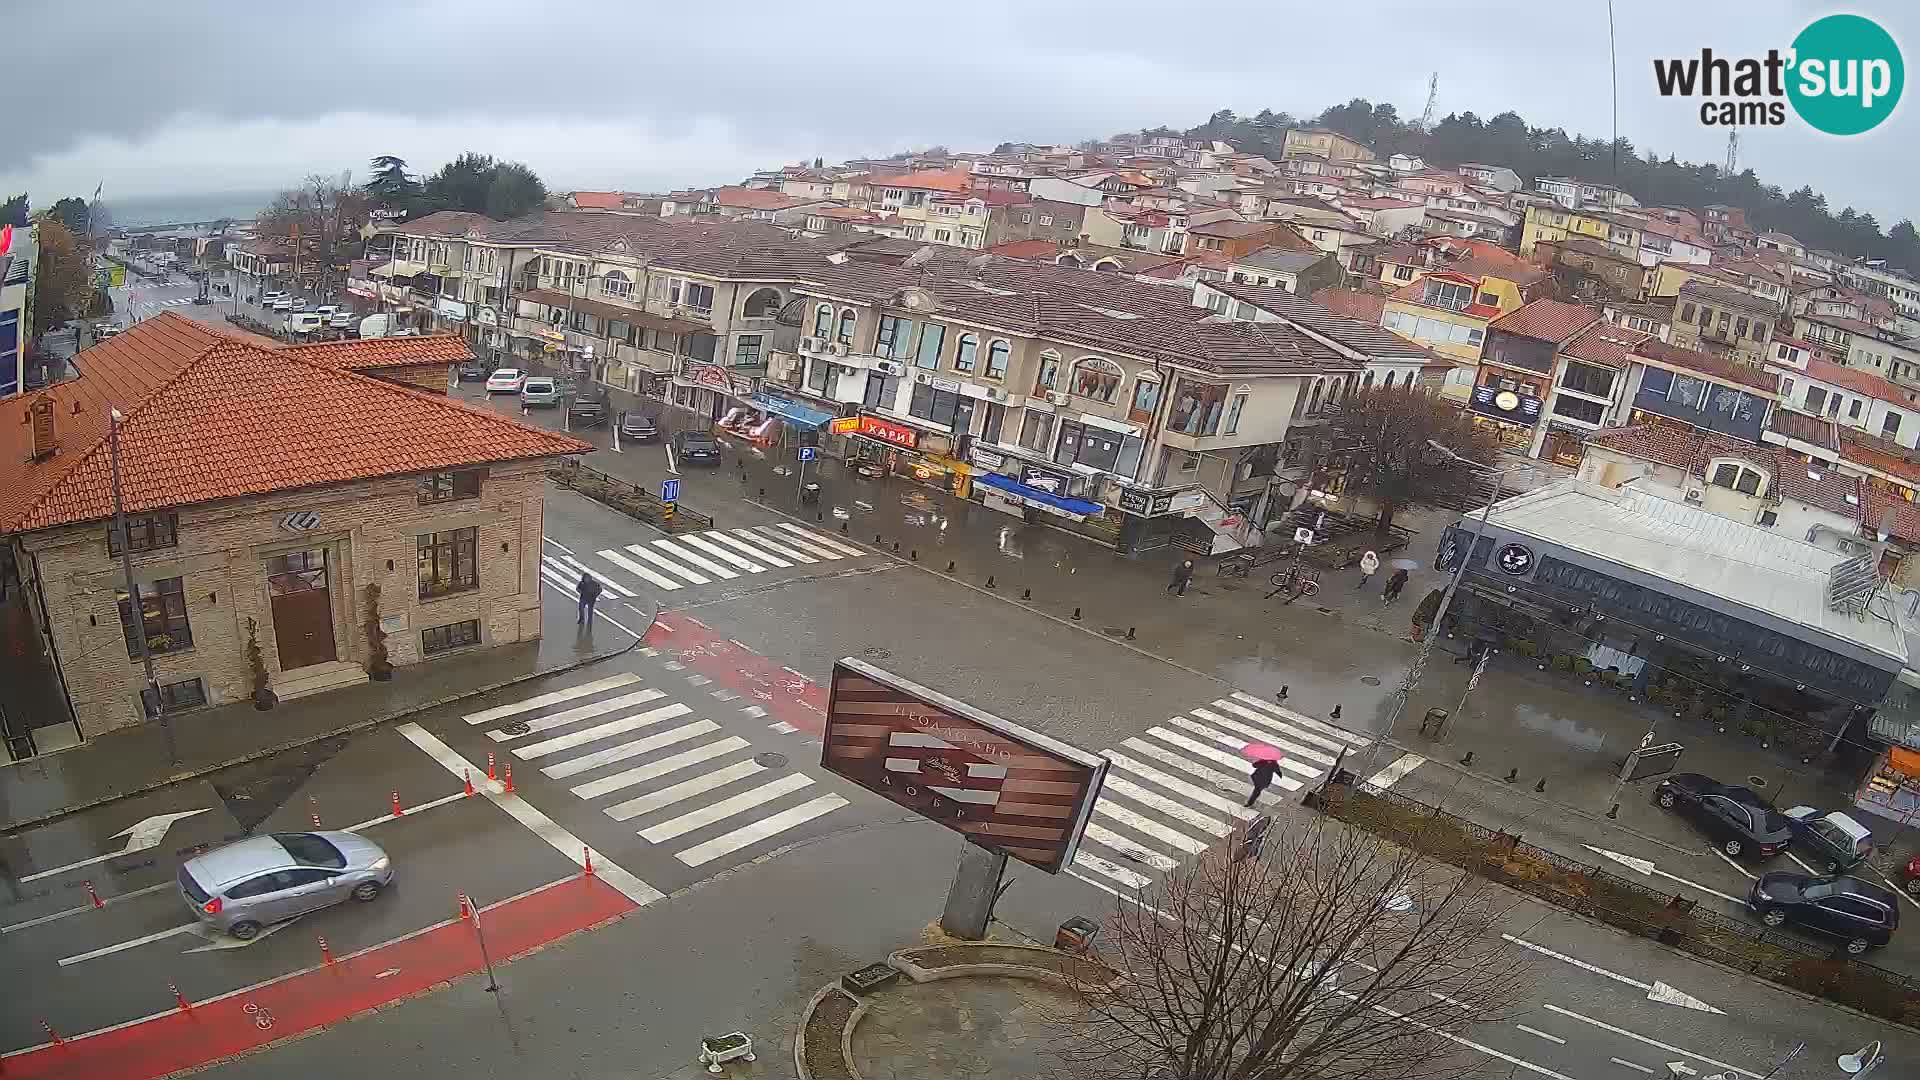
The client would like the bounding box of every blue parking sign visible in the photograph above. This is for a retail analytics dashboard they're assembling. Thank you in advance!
[799,447,817,462]
[660,478,680,503]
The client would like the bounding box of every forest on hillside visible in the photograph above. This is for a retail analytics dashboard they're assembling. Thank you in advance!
[1129,99,1918,274]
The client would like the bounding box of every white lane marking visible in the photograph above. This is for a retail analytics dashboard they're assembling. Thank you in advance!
[1117,737,1274,803]
[341,790,470,833]
[1362,752,1426,794]
[1080,822,1179,872]
[1610,1058,1655,1075]
[1073,851,1154,891]
[3,882,173,934]
[57,923,196,967]
[1100,776,1232,837]
[1145,727,1305,792]
[615,543,712,586]
[606,759,764,822]
[513,703,694,759]
[732,527,816,563]
[1709,847,1757,880]
[776,522,866,557]
[782,666,807,678]
[1091,802,1208,854]
[1211,699,1352,755]
[1539,1004,1760,1079]
[1103,750,1257,820]
[674,793,848,866]
[465,674,641,725]
[650,539,739,580]
[1228,692,1371,745]
[485,688,668,741]
[769,721,798,734]
[661,661,683,671]
[1515,1025,1566,1046]
[19,809,213,883]
[743,705,767,717]
[1584,845,1747,905]
[539,566,583,595]
[1500,934,1723,1013]
[396,723,662,906]
[640,772,816,843]
[542,536,577,556]
[752,525,842,560]
[1192,707,1337,767]
[677,533,765,573]
[687,675,711,686]
[1165,717,1318,782]
[654,619,674,631]
[565,725,730,797]
[598,547,696,590]
[704,530,792,568]
[1786,851,1821,876]
[550,726,740,782]
[550,554,638,597]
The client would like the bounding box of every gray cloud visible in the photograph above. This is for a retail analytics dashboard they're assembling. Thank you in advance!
[1,1,1912,223]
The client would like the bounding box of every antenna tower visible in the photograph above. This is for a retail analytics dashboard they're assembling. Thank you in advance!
[1419,72,1439,130]
[1725,129,1739,175]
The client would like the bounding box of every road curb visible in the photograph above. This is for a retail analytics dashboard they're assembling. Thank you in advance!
[2,605,655,837]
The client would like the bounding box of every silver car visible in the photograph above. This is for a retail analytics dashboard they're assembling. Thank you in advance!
[178,831,393,939]
[520,377,560,408]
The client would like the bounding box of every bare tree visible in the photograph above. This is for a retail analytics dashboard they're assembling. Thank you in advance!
[1049,814,1532,1080]
[257,171,366,300]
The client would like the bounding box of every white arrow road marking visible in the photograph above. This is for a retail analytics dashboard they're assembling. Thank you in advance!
[1502,935,1723,1013]
[1541,1004,1761,1079]
[183,917,300,952]
[21,808,213,882]
[1667,1064,1697,1078]
[1583,845,1746,905]
[57,923,197,966]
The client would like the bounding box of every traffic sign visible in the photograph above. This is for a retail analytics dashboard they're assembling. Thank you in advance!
[660,478,680,503]
[799,447,817,462]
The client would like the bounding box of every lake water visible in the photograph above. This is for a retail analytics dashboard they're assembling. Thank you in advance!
[105,191,271,228]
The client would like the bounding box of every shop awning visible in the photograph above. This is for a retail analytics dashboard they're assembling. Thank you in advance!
[750,392,834,429]
[973,472,1103,518]
[371,260,427,279]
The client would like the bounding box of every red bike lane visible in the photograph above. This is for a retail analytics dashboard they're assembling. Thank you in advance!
[645,616,828,735]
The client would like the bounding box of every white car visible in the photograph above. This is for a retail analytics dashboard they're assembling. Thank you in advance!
[271,297,294,312]
[485,369,527,393]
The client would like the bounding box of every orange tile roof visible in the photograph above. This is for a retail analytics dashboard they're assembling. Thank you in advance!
[1839,433,1920,484]
[1803,357,1919,406]
[1563,324,1650,367]
[280,335,472,371]
[1866,488,1920,542]
[1,313,588,534]
[1488,299,1601,344]
[867,169,973,194]
[712,186,807,211]
[987,239,1062,260]
[1310,287,1386,324]
[1633,338,1774,392]
[569,191,624,210]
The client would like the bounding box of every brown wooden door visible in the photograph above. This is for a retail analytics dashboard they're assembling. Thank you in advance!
[267,549,336,670]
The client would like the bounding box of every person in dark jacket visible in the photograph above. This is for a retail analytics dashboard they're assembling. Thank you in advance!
[577,573,603,625]
[1168,559,1195,596]
[1381,567,1410,603]
[1247,757,1281,807]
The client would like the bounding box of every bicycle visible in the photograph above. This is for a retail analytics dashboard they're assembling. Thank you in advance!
[1265,566,1321,604]
[1217,553,1255,578]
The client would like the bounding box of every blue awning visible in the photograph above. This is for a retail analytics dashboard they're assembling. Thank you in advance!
[973,471,1104,518]
[749,392,834,429]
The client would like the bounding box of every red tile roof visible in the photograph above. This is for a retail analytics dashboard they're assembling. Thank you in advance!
[987,239,1062,260]
[1866,488,1920,542]
[713,186,807,211]
[1311,287,1386,324]
[392,211,492,237]
[1563,324,1650,367]
[1634,338,1775,392]
[1803,357,1919,406]
[0,313,587,534]
[1488,299,1600,344]
[569,191,624,210]
[868,169,973,193]
[1586,424,1865,521]
[1584,424,1707,470]
[281,335,472,372]
[1839,432,1920,484]
[1763,407,1838,450]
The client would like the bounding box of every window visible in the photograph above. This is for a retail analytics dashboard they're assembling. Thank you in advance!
[107,512,179,555]
[417,469,484,505]
[1559,361,1615,398]
[1478,292,1500,307]
[1709,460,1767,496]
[1020,213,1032,224]
[1235,302,1257,320]
[683,282,714,313]
[1751,319,1768,341]
[734,335,764,367]
[1735,317,1750,340]
[1313,230,1327,241]
[837,309,857,346]
[1716,310,1732,334]
[1036,351,1061,392]
[422,619,481,654]
[813,304,833,338]
[1804,385,1827,413]
[1018,411,1054,453]
[914,323,946,370]
[1679,303,1697,324]
[1039,215,1053,226]
[1392,265,1416,281]
[601,271,633,299]
[1850,399,1864,420]
[1550,395,1605,425]
[909,383,963,428]
[806,358,831,394]
[155,677,206,713]
[119,577,192,657]
[863,372,900,410]
[985,340,1010,380]
[1224,393,1247,435]
[1070,357,1123,402]
[1130,377,1161,420]
[1885,412,1904,438]
[933,229,952,243]
[877,315,917,360]
[1758,509,1779,527]
[953,334,978,374]
[418,528,478,599]
[982,402,1005,444]
[1422,279,1473,312]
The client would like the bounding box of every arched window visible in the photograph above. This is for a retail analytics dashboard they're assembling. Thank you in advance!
[985,340,1011,380]
[954,334,979,374]
[742,287,782,319]
[1362,370,1376,390]
[600,270,633,299]
[836,308,857,346]
[1707,457,1770,497]
[1307,378,1324,414]
[1070,357,1124,403]
[1130,375,1162,420]
[1383,371,1398,390]
[812,304,833,338]
[1036,350,1062,392]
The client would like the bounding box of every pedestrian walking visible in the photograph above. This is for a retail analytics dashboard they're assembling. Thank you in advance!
[576,573,603,625]
[1356,549,1380,590]
[1381,567,1409,604]
[1167,559,1195,597]
[1247,757,1280,807]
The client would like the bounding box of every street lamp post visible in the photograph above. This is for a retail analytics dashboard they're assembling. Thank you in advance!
[109,409,179,764]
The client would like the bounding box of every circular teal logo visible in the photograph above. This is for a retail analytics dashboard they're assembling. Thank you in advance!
[1788,14,1903,135]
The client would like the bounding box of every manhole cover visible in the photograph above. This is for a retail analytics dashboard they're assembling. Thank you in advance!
[863,647,892,660]
[1102,627,1128,638]
[1316,606,1336,615]
[1360,676,1382,686]
[754,752,789,769]
[500,720,531,736]
[1746,775,1768,788]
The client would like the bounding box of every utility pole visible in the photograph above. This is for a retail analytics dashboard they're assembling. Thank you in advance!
[1419,72,1440,131]
[109,409,178,765]
[1724,130,1739,176]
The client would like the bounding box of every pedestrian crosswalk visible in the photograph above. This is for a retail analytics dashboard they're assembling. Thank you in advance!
[1071,692,1373,892]
[462,673,849,869]
[540,523,870,595]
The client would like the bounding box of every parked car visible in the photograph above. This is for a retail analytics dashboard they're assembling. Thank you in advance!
[1780,806,1874,872]
[328,311,355,330]
[567,395,608,427]
[455,360,493,381]
[177,831,393,941]
[485,368,526,393]
[271,297,294,312]
[520,377,560,408]
[1903,854,1920,898]
[290,298,308,312]
[1748,872,1899,953]
[619,410,659,441]
[1653,772,1793,857]
[673,429,722,464]
[262,290,288,305]
[284,312,324,336]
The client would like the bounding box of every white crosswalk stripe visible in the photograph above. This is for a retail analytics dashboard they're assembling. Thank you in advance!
[703,530,793,567]
[547,523,871,594]
[467,675,851,874]
[1071,694,1375,897]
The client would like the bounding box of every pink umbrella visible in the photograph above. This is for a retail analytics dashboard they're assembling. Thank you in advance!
[1242,743,1285,762]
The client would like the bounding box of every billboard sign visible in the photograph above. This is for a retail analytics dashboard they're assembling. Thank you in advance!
[821,659,1106,874]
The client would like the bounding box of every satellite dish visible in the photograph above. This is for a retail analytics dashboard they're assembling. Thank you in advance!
[901,245,937,270]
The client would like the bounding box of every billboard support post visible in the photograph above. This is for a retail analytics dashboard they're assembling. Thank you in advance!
[941,843,1008,940]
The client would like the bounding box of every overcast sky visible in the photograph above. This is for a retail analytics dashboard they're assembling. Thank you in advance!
[1,1,1913,223]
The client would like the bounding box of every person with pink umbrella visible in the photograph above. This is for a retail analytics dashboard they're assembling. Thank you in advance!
[1244,743,1284,807]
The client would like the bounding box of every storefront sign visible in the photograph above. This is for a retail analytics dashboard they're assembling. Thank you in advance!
[1166,489,1209,515]
[434,296,469,322]
[476,306,498,327]
[683,361,733,391]
[828,416,862,435]
[1495,542,1535,576]
[970,447,1005,471]
[857,415,918,449]
[1469,384,1543,426]
[931,377,961,392]
[1117,489,1154,516]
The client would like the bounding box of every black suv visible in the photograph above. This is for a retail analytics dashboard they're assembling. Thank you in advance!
[672,429,722,464]
[567,395,609,427]
[1749,873,1898,953]
[1653,772,1792,858]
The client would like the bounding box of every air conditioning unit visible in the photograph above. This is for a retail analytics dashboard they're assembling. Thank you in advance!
[1046,391,1071,406]
[1684,487,1704,504]
[873,358,906,377]
[914,372,934,385]
[828,342,848,356]
[983,386,1005,401]
[800,336,820,352]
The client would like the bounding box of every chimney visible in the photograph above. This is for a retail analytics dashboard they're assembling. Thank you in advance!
[28,396,56,461]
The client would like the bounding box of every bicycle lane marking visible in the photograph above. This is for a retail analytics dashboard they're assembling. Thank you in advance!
[642,620,826,735]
